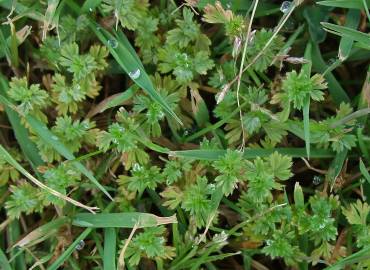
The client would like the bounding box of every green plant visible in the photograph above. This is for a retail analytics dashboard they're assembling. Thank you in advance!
[0,0,369,269]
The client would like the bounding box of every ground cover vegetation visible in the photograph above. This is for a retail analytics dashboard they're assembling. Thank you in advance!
[0,0,370,269]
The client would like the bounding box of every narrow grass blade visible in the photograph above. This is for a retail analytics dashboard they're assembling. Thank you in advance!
[25,115,113,200]
[89,23,182,124]
[360,159,370,183]
[103,228,116,270]
[81,0,102,12]
[42,0,60,39]
[321,22,370,47]
[73,213,177,228]
[303,99,310,159]
[170,148,335,161]
[12,217,69,249]
[0,248,12,270]
[8,221,26,270]
[0,145,99,213]
[339,9,361,61]
[86,85,137,118]
[0,75,44,170]
[330,108,370,128]
[323,246,370,270]
[318,0,370,9]
[363,0,370,22]
[302,42,312,159]
[328,149,347,190]
[0,0,44,21]
[311,43,350,105]
[0,28,12,63]
[48,228,92,270]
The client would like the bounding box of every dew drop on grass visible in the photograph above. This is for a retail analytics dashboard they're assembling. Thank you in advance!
[280,1,292,13]
[89,8,93,12]
[327,58,336,65]
[75,240,85,251]
[107,39,118,48]
[128,69,141,80]
[313,175,322,185]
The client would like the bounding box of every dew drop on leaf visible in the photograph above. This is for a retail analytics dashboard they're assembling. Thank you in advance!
[128,69,141,80]
[280,1,292,13]
[107,39,118,48]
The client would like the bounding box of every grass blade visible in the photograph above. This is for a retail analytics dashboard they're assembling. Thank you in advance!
[318,0,370,9]
[0,248,12,270]
[12,217,69,249]
[311,43,350,105]
[170,148,335,161]
[323,246,370,270]
[302,42,312,159]
[339,9,361,61]
[103,228,116,270]
[48,228,92,270]
[42,0,60,39]
[86,85,137,118]
[0,75,44,170]
[321,22,370,48]
[73,213,177,228]
[89,23,182,124]
[328,149,348,191]
[303,99,310,159]
[360,159,370,183]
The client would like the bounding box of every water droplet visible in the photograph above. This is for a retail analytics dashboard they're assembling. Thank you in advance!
[248,30,256,45]
[76,240,85,251]
[82,122,89,129]
[183,130,189,136]
[327,58,336,65]
[132,163,142,172]
[356,123,364,129]
[313,175,322,185]
[128,69,141,80]
[107,39,118,48]
[280,1,292,13]
[51,136,59,141]
[89,7,93,12]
